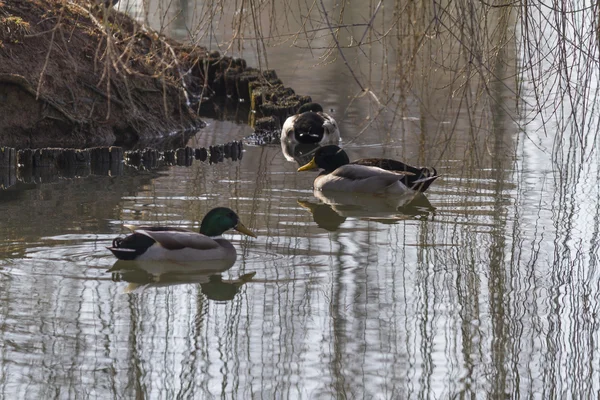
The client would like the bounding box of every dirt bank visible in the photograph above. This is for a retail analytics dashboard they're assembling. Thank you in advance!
[0,0,206,148]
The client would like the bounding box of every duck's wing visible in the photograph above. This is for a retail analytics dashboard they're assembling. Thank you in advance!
[316,165,410,193]
[353,158,421,174]
[124,225,195,233]
[353,158,438,192]
[137,230,221,251]
[332,164,408,181]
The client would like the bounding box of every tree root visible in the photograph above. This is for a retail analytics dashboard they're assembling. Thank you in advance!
[0,73,83,124]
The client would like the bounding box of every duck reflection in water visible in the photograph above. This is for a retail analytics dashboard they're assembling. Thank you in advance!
[108,259,255,301]
[298,191,436,231]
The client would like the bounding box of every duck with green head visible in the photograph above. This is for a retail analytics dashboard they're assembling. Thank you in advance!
[298,145,438,194]
[108,207,256,262]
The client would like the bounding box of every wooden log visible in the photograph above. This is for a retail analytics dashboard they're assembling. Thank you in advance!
[232,57,247,69]
[90,146,124,174]
[17,149,33,167]
[229,141,239,161]
[31,148,60,168]
[141,148,159,169]
[224,67,243,99]
[57,148,91,169]
[90,147,111,166]
[175,147,193,166]
[125,150,142,167]
[223,142,232,158]
[0,147,16,170]
[209,145,224,164]
[109,146,123,165]
[108,146,124,174]
[26,166,59,184]
[16,165,33,184]
[58,164,90,179]
[195,147,208,161]
[0,167,16,189]
[237,141,244,160]
[253,115,279,131]
[91,147,121,175]
[163,150,176,165]
[235,69,260,101]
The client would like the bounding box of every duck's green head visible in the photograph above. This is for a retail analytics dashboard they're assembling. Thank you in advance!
[297,145,350,173]
[200,207,257,238]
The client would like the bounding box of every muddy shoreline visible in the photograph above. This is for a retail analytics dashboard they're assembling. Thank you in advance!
[0,0,311,150]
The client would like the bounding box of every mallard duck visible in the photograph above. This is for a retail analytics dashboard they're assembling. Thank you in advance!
[280,102,340,145]
[297,145,438,194]
[107,207,256,262]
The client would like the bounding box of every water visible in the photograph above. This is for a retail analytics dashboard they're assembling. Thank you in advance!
[2,0,600,399]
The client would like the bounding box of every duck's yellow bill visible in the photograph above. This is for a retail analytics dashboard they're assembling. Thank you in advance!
[298,158,317,172]
[235,221,257,238]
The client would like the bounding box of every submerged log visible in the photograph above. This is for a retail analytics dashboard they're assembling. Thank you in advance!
[33,148,61,168]
[163,150,176,165]
[90,147,111,166]
[195,147,208,161]
[0,147,17,169]
[209,145,224,164]
[175,147,194,166]
[1,140,245,190]
[125,150,142,167]
[57,149,91,169]
[0,147,17,189]
[142,149,160,169]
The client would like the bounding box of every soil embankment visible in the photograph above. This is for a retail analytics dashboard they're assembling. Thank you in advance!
[0,0,204,148]
[0,0,313,150]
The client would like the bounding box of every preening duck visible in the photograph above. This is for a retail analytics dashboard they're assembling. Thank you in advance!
[107,207,256,262]
[297,145,438,194]
[280,102,340,145]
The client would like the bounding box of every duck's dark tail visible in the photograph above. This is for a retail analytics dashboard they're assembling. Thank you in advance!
[107,233,154,260]
[409,168,439,193]
[354,158,439,193]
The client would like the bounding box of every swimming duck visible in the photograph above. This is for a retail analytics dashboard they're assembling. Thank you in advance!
[107,207,256,262]
[280,102,340,145]
[297,145,438,194]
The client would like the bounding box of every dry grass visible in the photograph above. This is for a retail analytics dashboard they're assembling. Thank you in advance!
[0,15,30,43]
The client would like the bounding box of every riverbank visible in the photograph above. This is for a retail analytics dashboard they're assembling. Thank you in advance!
[0,0,300,150]
[0,0,202,147]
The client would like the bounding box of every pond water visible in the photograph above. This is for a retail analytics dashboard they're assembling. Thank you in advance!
[2,1,600,399]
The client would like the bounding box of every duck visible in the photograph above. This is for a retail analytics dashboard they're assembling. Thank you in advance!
[280,102,340,145]
[107,207,256,262]
[297,145,438,194]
